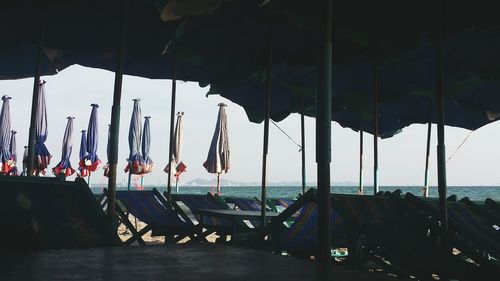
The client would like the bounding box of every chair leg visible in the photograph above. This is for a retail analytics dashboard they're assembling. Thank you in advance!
[116,207,146,246]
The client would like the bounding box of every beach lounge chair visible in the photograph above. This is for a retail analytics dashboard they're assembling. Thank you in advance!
[106,188,200,246]
[168,193,252,241]
[223,196,263,211]
[0,176,120,250]
[246,189,349,259]
[269,198,295,211]
[278,201,348,258]
[328,191,489,280]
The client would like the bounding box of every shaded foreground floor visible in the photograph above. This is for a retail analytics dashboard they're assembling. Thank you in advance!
[1,244,404,281]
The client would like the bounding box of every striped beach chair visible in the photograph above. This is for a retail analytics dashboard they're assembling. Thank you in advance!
[169,193,251,241]
[107,188,199,245]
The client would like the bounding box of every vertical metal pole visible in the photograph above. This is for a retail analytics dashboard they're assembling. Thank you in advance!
[217,174,221,194]
[300,97,306,194]
[373,64,379,195]
[359,123,364,195]
[435,1,448,229]
[261,34,272,227]
[423,122,432,197]
[166,60,177,202]
[27,23,46,177]
[127,171,132,191]
[316,0,332,262]
[107,0,130,219]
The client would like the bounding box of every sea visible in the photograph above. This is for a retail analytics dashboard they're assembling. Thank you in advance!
[92,185,500,202]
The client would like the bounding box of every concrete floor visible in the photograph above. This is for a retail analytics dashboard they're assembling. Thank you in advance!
[0,244,403,281]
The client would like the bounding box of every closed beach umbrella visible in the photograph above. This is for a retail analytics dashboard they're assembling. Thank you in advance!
[8,130,18,176]
[34,80,51,175]
[0,95,12,174]
[140,116,153,188]
[22,145,28,176]
[172,112,184,166]
[52,117,75,177]
[142,116,153,174]
[125,99,143,190]
[84,104,101,173]
[172,112,187,193]
[203,103,230,194]
[78,130,89,177]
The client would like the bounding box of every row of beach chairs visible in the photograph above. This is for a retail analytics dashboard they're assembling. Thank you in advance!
[98,188,351,259]
[330,190,500,280]
[96,187,500,279]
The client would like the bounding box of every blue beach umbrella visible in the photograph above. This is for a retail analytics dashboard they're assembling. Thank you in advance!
[125,99,144,190]
[140,116,153,188]
[78,130,89,177]
[34,80,51,175]
[84,104,101,174]
[52,117,75,177]
[8,130,18,176]
[203,103,230,194]
[0,95,12,174]
[142,116,153,174]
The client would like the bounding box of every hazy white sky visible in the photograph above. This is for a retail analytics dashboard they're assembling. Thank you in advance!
[1,65,500,187]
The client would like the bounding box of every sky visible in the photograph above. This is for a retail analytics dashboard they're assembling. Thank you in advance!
[1,64,500,187]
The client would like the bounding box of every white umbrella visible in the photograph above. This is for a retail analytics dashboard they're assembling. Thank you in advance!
[172,112,186,193]
[203,103,230,194]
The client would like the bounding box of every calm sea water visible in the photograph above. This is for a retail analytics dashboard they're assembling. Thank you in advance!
[93,185,500,202]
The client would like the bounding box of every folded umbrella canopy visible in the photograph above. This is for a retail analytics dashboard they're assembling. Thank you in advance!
[0,95,13,174]
[83,104,101,172]
[78,130,88,177]
[22,145,28,176]
[34,80,51,175]
[203,103,230,194]
[164,112,187,193]
[125,99,144,176]
[8,130,18,175]
[52,117,75,176]
[142,116,153,174]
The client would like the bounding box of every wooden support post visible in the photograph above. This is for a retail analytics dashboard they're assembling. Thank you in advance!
[27,20,45,177]
[359,123,364,195]
[301,97,306,194]
[261,33,272,227]
[316,0,333,262]
[435,0,448,229]
[423,122,432,197]
[107,0,130,220]
[166,60,177,201]
[373,64,379,195]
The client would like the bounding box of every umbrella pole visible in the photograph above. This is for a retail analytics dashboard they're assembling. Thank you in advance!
[141,176,144,189]
[435,5,448,229]
[423,122,432,197]
[359,123,364,195]
[127,171,132,191]
[373,64,379,195]
[87,173,91,188]
[175,177,179,194]
[27,19,46,177]
[316,0,333,263]
[166,60,177,202]
[107,0,130,220]
[300,96,306,195]
[217,173,221,194]
[260,30,272,227]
